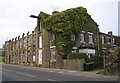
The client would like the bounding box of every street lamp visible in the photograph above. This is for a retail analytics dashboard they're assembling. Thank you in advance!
[29,15,41,31]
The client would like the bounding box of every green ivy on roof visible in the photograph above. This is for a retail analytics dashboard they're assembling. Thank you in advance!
[41,6,91,33]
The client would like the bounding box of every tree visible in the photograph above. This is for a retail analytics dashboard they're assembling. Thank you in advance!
[105,47,120,75]
[2,44,5,56]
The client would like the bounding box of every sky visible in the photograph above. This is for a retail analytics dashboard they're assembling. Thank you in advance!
[0,0,119,48]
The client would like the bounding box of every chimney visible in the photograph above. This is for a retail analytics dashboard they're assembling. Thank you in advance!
[27,31,29,36]
[108,31,112,35]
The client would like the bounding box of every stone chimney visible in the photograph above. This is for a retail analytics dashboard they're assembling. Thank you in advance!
[27,31,29,36]
[108,31,112,35]
[12,38,14,42]
[18,35,20,40]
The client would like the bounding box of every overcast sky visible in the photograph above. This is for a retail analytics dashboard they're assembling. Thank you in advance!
[0,0,119,48]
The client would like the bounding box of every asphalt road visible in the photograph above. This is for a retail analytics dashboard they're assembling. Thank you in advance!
[2,63,119,82]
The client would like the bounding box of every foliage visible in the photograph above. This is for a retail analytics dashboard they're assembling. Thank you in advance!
[118,39,120,46]
[55,33,75,59]
[67,53,88,61]
[41,6,91,59]
[40,12,50,21]
[105,47,120,75]
[86,56,103,68]
[42,6,91,33]
[0,56,4,62]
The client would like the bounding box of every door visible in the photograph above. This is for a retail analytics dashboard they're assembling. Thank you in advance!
[39,49,42,64]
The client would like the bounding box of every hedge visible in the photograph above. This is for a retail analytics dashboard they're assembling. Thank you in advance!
[67,53,88,61]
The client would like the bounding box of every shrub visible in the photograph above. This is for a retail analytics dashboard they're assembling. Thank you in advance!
[67,53,88,61]
[86,56,103,69]
[105,47,120,75]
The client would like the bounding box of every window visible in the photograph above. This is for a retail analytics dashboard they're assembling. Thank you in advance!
[50,33,55,46]
[113,37,116,45]
[16,42,18,49]
[33,35,36,45]
[80,33,85,43]
[33,51,36,62]
[72,47,77,53]
[102,36,105,44]
[27,52,30,62]
[71,33,75,41]
[39,33,42,48]
[50,32,55,42]
[51,47,56,61]
[20,40,22,48]
[52,33,55,41]
[88,34,93,44]
[28,37,30,46]
[24,39,26,47]
[13,42,15,51]
[107,37,111,44]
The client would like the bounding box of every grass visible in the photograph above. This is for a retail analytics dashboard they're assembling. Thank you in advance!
[96,70,112,76]
[96,69,119,76]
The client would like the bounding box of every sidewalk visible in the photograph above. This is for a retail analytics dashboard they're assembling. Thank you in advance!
[2,63,119,80]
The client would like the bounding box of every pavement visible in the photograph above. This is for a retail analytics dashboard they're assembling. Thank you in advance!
[2,63,119,80]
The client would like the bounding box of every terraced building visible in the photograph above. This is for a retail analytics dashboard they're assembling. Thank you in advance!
[4,6,120,68]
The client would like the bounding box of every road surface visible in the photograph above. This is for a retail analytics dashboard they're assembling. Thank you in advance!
[2,63,119,82]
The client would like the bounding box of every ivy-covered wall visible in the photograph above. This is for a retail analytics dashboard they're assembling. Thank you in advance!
[40,6,94,59]
[74,15,99,55]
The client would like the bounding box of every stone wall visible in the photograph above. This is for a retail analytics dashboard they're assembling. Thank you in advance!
[4,28,40,66]
[50,59,85,71]
[42,28,51,68]
[63,59,85,71]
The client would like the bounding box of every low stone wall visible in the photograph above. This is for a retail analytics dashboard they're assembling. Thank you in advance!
[63,59,85,71]
[50,59,85,71]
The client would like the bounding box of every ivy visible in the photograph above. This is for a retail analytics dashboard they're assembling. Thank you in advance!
[41,6,91,59]
[40,11,50,22]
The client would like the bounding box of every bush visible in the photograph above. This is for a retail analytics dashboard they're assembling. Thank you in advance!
[105,47,120,75]
[86,56,103,69]
[67,53,88,61]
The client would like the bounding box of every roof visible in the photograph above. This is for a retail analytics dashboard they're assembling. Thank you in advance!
[99,32,119,38]
[40,6,98,33]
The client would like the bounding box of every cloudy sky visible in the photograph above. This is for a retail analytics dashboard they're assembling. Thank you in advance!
[0,0,119,48]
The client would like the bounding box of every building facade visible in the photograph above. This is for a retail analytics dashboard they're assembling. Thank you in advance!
[4,7,120,68]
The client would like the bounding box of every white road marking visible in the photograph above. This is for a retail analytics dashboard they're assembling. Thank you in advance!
[49,71,53,72]
[58,72,64,73]
[15,72,36,77]
[2,69,12,72]
[68,71,77,72]
[48,79,57,81]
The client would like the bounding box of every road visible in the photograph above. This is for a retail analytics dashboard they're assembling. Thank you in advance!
[2,63,119,82]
